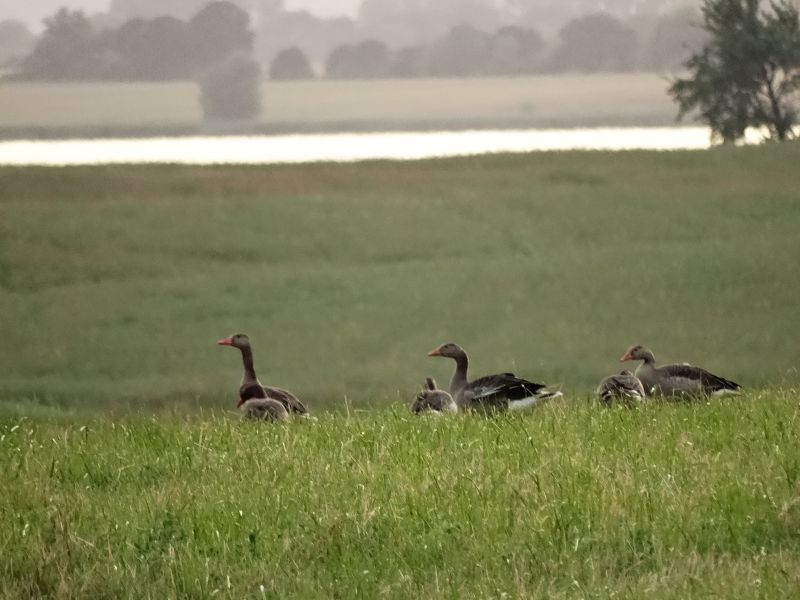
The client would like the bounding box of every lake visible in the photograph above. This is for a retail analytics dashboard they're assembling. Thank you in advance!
[0,127,760,166]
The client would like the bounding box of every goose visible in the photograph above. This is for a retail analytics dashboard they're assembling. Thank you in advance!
[240,398,289,422]
[620,345,740,397]
[217,333,308,415]
[411,377,458,415]
[595,370,646,404]
[427,342,562,413]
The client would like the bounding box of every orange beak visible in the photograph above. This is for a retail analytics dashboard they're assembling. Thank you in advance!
[236,397,245,407]
[427,347,442,357]
[620,352,632,361]
[217,336,233,346]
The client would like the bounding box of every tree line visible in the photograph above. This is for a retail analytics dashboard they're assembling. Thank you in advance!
[318,11,708,80]
[3,2,709,81]
[1,0,797,142]
[10,3,252,81]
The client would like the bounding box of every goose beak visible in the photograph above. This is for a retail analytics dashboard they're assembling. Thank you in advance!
[236,397,245,407]
[620,352,632,361]
[427,347,442,357]
[217,336,234,346]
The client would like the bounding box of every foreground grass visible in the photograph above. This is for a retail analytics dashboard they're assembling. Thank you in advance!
[2,393,800,598]
[2,144,800,411]
[0,74,675,137]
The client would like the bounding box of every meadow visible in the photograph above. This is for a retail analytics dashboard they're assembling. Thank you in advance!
[2,396,800,598]
[1,144,799,413]
[0,74,676,138]
[1,145,799,597]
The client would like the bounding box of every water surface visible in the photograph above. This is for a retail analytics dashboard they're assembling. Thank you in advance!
[0,127,747,166]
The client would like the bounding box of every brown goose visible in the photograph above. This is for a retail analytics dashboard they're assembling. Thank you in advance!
[595,370,646,404]
[620,345,740,397]
[428,342,562,413]
[217,333,308,415]
[411,377,458,415]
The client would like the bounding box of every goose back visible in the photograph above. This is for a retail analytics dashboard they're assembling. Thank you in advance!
[649,363,740,396]
[411,377,457,415]
[241,398,289,422]
[596,370,646,404]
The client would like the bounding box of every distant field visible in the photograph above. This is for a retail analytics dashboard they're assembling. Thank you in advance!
[0,144,798,413]
[0,74,678,137]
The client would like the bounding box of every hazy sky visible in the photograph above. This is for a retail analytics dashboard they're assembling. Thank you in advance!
[3,0,360,30]
[285,0,359,18]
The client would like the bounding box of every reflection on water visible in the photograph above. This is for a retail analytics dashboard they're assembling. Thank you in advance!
[0,127,763,166]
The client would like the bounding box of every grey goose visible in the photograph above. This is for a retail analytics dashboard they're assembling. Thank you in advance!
[217,333,307,416]
[620,345,740,397]
[428,342,562,413]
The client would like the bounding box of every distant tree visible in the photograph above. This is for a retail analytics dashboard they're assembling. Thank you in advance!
[110,0,203,21]
[390,45,428,77]
[426,23,491,76]
[188,1,253,71]
[19,9,109,80]
[199,52,262,119]
[325,40,390,79]
[257,11,357,73]
[0,20,35,67]
[549,12,638,72]
[645,9,709,70]
[113,16,193,80]
[358,0,503,48]
[108,0,261,22]
[269,46,314,80]
[669,0,800,143]
[485,25,544,75]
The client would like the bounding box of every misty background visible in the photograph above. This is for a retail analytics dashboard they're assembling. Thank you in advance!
[2,0,710,80]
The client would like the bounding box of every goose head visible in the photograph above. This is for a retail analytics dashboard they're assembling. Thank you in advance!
[217,333,251,350]
[620,345,655,363]
[427,342,467,360]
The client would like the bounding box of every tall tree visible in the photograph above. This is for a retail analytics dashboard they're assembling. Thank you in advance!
[188,1,253,72]
[425,24,491,77]
[549,13,638,72]
[0,20,35,66]
[199,52,262,119]
[325,40,390,79]
[670,0,800,143]
[485,25,544,75]
[113,16,193,80]
[19,9,108,80]
[269,46,314,79]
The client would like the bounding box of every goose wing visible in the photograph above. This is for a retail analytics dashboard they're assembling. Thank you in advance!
[265,385,308,414]
[467,373,547,403]
[660,364,740,393]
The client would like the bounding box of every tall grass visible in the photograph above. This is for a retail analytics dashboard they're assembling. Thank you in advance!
[2,146,799,597]
[2,393,799,598]
[1,145,799,412]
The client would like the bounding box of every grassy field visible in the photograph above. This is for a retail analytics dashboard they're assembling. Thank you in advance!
[0,74,677,138]
[2,145,800,597]
[1,144,799,413]
[2,396,800,597]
